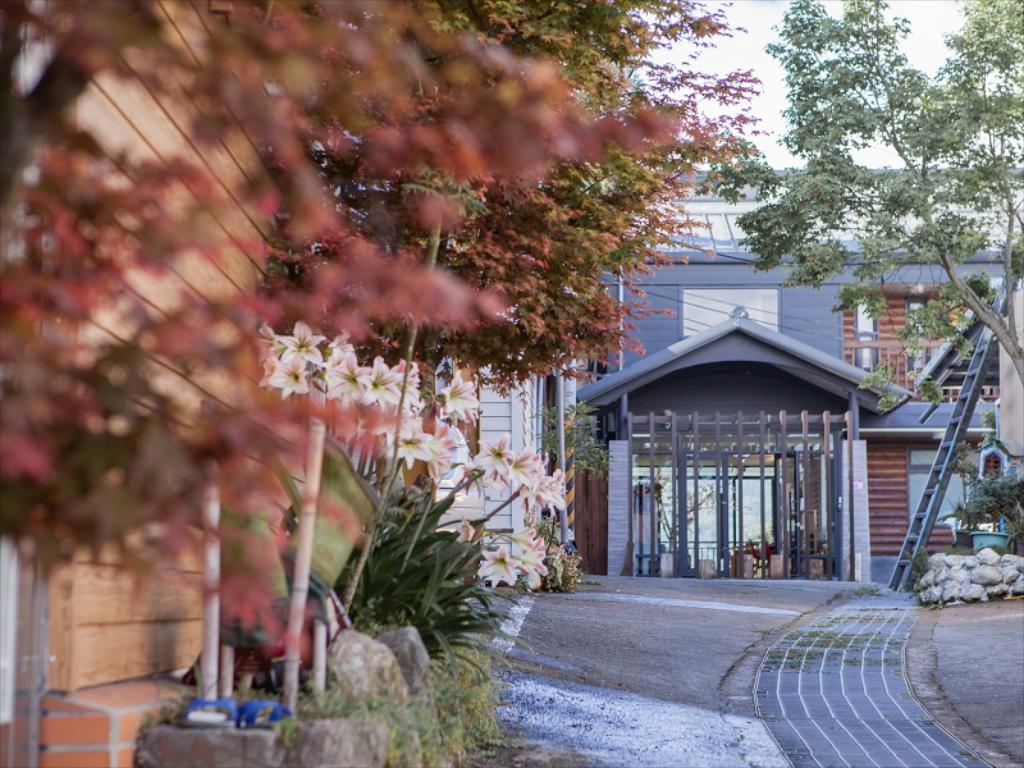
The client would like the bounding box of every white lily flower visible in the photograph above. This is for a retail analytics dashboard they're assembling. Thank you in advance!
[478,544,518,587]
[522,469,566,512]
[363,356,403,408]
[266,355,310,398]
[506,448,543,492]
[473,434,513,480]
[325,350,368,404]
[440,372,479,423]
[395,421,435,469]
[278,321,325,366]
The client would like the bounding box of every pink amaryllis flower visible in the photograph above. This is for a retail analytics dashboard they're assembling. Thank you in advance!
[325,352,370,404]
[363,356,404,408]
[512,541,548,589]
[506,448,543,492]
[439,372,479,423]
[395,421,435,469]
[473,434,513,485]
[276,321,325,366]
[478,544,518,586]
[265,355,310,398]
[521,469,566,513]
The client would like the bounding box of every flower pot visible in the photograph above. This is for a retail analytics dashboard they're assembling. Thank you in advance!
[952,530,972,549]
[970,531,1010,550]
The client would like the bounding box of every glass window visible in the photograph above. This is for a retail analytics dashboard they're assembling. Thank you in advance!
[908,448,974,527]
[682,289,778,335]
[855,305,876,369]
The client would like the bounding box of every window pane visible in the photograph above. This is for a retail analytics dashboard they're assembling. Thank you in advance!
[683,289,778,335]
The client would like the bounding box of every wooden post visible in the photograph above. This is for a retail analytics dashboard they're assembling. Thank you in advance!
[283,418,327,711]
[778,410,788,578]
[219,645,234,698]
[312,619,327,693]
[758,411,767,577]
[692,411,700,573]
[648,412,656,573]
[201,471,220,701]
[845,410,856,582]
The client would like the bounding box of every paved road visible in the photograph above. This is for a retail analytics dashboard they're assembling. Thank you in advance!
[757,594,987,768]
[492,576,862,766]
[907,600,1024,768]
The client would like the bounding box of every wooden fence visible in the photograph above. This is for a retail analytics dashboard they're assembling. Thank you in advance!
[574,469,608,575]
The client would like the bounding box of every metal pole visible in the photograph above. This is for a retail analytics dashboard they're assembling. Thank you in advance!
[556,372,568,545]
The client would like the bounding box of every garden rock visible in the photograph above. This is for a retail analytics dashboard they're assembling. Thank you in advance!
[941,581,961,603]
[328,630,408,703]
[969,565,1002,586]
[960,583,985,602]
[916,552,1024,605]
[134,725,283,768]
[284,719,389,768]
[976,547,1000,566]
[375,626,430,695]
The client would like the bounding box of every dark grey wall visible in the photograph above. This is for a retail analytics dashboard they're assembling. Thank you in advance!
[627,362,848,416]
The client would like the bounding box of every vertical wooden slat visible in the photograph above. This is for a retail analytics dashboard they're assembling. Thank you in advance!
[759,410,767,577]
[823,411,832,579]
[627,411,634,574]
[845,410,856,581]
[649,412,657,573]
[714,411,723,576]
[800,410,810,578]
[670,413,678,562]
[737,411,745,553]
[692,411,700,574]
[778,410,788,578]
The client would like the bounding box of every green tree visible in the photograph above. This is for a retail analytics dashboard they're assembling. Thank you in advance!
[718,0,1024,389]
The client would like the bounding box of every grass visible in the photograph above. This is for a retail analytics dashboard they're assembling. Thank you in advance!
[297,650,502,767]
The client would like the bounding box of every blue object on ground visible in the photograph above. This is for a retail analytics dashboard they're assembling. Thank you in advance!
[235,700,293,729]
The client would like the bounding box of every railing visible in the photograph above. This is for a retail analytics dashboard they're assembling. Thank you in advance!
[843,340,944,395]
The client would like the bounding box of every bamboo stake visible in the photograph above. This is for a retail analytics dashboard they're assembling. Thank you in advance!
[283,417,327,711]
[201,469,220,701]
[219,645,234,698]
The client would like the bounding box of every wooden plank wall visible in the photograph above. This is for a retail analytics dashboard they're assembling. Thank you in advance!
[842,295,907,356]
[866,443,951,555]
[47,548,202,692]
[575,470,609,575]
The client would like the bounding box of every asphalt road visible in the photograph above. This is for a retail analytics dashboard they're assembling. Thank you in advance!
[907,599,1024,768]
[492,576,864,767]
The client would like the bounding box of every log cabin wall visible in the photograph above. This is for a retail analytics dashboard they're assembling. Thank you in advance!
[866,442,951,556]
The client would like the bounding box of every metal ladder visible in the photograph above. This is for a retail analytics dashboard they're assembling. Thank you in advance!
[889,320,1000,590]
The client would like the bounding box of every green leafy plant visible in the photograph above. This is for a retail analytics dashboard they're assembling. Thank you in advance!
[533,517,582,592]
[541,402,609,476]
[337,487,507,665]
[969,475,1024,538]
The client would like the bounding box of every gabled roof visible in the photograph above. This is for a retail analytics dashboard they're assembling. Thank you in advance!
[579,315,912,413]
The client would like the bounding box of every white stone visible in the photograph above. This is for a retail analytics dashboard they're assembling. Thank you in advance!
[986,583,1009,597]
[961,583,986,602]
[941,581,962,603]
[970,565,1003,586]
[999,553,1022,567]
[962,555,979,569]
[1000,566,1020,585]
[929,553,947,570]
[919,570,935,588]
[976,548,1001,566]
[1011,579,1024,596]
[926,585,943,604]
[944,554,965,568]
[328,630,409,703]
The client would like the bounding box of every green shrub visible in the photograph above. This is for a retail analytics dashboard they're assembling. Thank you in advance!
[337,486,507,665]
[297,651,501,767]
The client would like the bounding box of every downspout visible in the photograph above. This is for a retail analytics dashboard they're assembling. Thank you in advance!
[847,390,860,581]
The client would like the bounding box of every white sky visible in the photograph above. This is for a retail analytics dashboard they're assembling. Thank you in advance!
[684,0,968,169]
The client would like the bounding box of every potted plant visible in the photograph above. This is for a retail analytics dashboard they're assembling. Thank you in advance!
[960,474,1024,551]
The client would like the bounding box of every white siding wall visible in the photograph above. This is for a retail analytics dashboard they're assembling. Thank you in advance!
[478,381,534,534]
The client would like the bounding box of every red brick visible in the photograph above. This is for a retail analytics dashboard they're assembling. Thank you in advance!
[115,746,135,768]
[39,713,110,746]
[38,748,110,768]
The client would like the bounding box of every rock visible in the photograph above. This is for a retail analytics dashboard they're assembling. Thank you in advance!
[934,565,951,584]
[962,555,978,569]
[941,581,962,603]
[960,583,985,602]
[134,725,283,768]
[944,554,964,568]
[375,626,430,695]
[970,565,1003,586]
[1011,579,1024,595]
[926,585,943,604]
[1001,553,1024,569]
[1000,566,1020,584]
[976,548,1000,566]
[929,553,946,570]
[949,565,968,584]
[284,719,389,768]
[328,630,408,703]
[986,583,1009,598]
[919,570,935,589]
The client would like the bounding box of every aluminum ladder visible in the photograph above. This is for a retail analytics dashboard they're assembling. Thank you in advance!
[888,319,1000,590]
